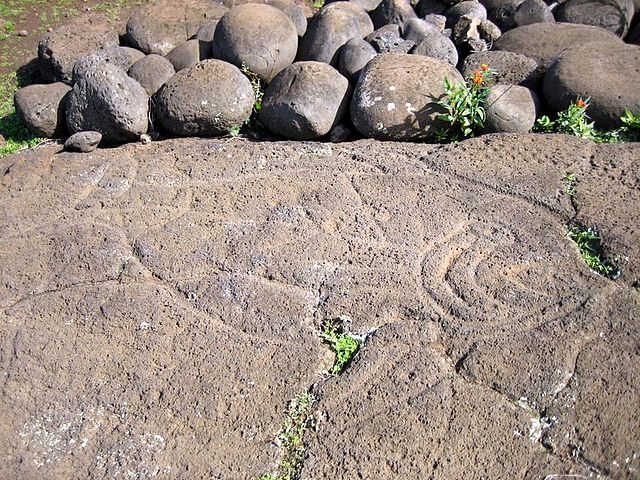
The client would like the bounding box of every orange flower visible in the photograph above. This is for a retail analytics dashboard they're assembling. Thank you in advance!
[576,98,587,108]
[472,71,484,85]
[480,64,490,71]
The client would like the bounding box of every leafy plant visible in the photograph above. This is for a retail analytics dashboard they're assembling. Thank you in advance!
[564,172,577,197]
[259,392,317,480]
[313,0,325,8]
[567,225,619,279]
[435,64,495,142]
[321,319,362,375]
[229,63,264,136]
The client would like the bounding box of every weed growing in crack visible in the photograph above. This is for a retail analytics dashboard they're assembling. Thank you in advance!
[567,225,619,279]
[564,172,577,197]
[259,392,317,480]
[229,64,264,136]
[321,319,362,375]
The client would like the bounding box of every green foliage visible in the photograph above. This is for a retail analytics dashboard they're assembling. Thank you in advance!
[567,225,619,279]
[313,0,325,7]
[321,320,362,375]
[259,392,316,480]
[564,172,576,197]
[435,65,495,142]
[230,63,264,136]
[535,99,640,143]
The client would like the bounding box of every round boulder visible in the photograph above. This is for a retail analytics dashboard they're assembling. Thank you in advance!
[555,0,635,38]
[64,131,102,153]
[513,0,554,27]
[403,18,442,44]
[543,41,640,129]
[298,2,374,66]
[213,4,298,83]
[351,53,464,140]
[444,1,487,28]
[126,0,219,55]
[38,15,119,84]
[461,50,542,89]
[411,30,459,66]
[166,40,211,72]
[338,37,377,82]
[370,0,418,30]
[259,62,351,139]
[493,22,623,68]
[155,59,255,136]
[14,83,71,138]
[483,84,539,133]
[128,54,176,96]
[66,63,149,144]
[73,46,145,83]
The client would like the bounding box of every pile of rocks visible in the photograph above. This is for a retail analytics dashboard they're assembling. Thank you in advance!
[13,0,640,148]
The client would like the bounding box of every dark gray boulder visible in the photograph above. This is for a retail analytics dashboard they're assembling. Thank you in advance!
[298,2,374,66]
[155,59,255,136]
[416,0,448,16]
[66,63,149,144]
[422,14,447,31]
[166,40,212,72]
[513,0,554,27]
[325,0,383,12]
[543,41,640,129]
[488,0,524,31]
[478,18,502,42]
[14,83,71,138]
[194,4,230,41]
[72,47,145,83]
[338,37,378,82]
[126,0,218,55]
[38,15,119,84]
[213,4,298,83]
[63,131,102,153]
[128,54,176,96]
[365,25,415,53]
[483,84,539,133]
[411,30,459,66]
[554,0,635,38]
[402,18,442,43]
[370,0,418,29]
[445,1,487,28]
[268,0,308,36]
[493,22,622,69]
[461,50,542,89]
[259,61,351,139]
[351,53,464,140]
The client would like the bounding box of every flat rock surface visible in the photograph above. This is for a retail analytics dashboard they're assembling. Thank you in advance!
[0,135,638,479]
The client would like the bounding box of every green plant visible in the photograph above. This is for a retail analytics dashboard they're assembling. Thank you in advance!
[321,319,362,375]
[229,63,264,136]
[435,64,495,142]
[535,97,597,140]
[259,392,317,480]
[312,0,324,7]
[564,172,577,197]
[567,225,619,279]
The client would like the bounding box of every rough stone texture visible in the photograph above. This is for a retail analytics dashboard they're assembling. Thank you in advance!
[452,14,486,52]
[13,83,71,138]
[478,18,502,41]
[365,24,415,53]
[213,4,298,83]
[66,63,149,145]
[298,2,374,66]
[411,30,459,66]
[125,0,218,55]
[326,0,383,12]
[128,54,176,97]
[513,0,554,26]
[73,47,145,83]
[402,18,442,44]
[0,134,638,479]
[461,50,543,89]
[259,61,351,140]
[488,0,524,31]
[165,40,211,72]
[370,0,418,29]
[483,84,539,133]
[493,22,623,68]
[155,59,254,137]
[63,131,102,153]
[543,41,640,129]
[423,13,447,31]
[555,0,635,38]
[38,14,119,84]
[338,37,378,82]
[351,53,464,140]
[268,0,308,36]
[194,3,230,41]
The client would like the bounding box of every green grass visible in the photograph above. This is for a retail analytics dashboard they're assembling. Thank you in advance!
[321,319,362,375]
[564,172,576,197]
[568,225,619,279]
[259,392,316,480]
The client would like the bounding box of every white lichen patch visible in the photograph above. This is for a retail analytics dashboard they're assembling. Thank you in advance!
[387,103,396,112]
[406,103,416,114]
[94,432,170,479]
[389,86,396,91]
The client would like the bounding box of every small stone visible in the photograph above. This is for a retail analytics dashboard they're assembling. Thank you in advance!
[422,14,447,31]
[17,30,29,37]
[140,133,152,145]
[64,131,102,153]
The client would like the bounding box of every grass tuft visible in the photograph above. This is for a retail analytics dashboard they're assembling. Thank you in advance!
[567,225,619,279]
[321,319,362,375]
